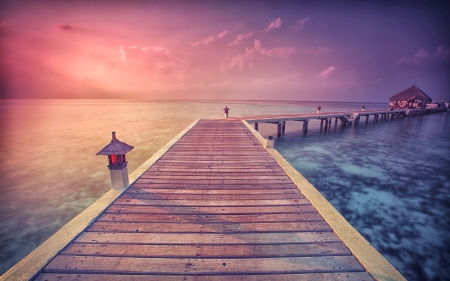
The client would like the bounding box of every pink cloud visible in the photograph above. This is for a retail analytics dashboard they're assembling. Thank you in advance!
[254,40,295,57]
[115,45,185,83]
[221,40,295,71]
[317,66,339,79]
[227,32,253,46]
[265,18,282,32]
[217,30,229,39]
[220,48,257,71]
[292,17,311,30]
[191,30,229,47]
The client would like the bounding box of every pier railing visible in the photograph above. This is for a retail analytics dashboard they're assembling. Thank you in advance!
[244,107,447,136]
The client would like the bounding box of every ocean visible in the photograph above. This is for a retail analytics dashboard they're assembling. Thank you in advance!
[0,99,448,280]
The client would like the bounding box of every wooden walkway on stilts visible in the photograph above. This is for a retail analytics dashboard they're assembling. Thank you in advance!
[35,120,374,280]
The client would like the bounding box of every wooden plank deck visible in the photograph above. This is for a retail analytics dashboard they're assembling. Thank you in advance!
[35,120,374,280]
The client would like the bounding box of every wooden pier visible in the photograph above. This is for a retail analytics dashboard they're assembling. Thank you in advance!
[242,107,447,137]
[35,120,376,280]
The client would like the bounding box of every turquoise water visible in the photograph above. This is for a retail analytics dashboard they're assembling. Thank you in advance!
[268,112,450,281]
[0,99,448,280]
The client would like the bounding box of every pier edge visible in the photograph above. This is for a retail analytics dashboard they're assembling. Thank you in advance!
[242,120,407,281]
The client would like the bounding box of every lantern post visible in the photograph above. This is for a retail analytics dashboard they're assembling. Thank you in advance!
[96,132,134,189]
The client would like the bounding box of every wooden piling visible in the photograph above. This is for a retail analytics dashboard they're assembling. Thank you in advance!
[303,120,308,133]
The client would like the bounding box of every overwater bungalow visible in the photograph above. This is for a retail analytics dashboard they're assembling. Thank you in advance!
[389,85,432,109]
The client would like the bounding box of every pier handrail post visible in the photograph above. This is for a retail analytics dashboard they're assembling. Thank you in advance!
[265,135,274,148]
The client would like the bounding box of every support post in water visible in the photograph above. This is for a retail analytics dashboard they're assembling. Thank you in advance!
[303,120,309,133]
[254,123,258,131]
[265,135,274,148]
[282,121,286,135]
[96,132,134,189]
[277,122,282,137]
[323,119,328,130]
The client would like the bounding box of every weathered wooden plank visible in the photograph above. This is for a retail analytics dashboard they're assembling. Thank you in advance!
[141,174,286,178]
[168,148,265,152]
[44,256,364,274]
[87,221,331,233]
[140,175,290,180]
[130,183,299,190]
[168,148,265,151]
[163,152,268,156]
[161,154,274,158]
[159,155,275,159]
[76,232,339,244]
[113,199,310,206]
[157,159,277,163]
[119,193,304,200]
[35,272,375,281]
[150,166,283,173]
[105,205,316,214]
[97,213,323,223]
[143,171,287,176]
[125,188,299,195]
[153,160,280,165]
[148,167,284,171]
[132,179,294,185]
[62,242,348,257]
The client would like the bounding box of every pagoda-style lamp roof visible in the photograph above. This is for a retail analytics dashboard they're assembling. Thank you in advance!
[389,85,432,102]
[96,132,134,155]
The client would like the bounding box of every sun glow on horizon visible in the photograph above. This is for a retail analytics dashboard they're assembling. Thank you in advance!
[1,1,449,101]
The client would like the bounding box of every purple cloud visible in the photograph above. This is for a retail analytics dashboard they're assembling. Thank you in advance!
[220,47,257,71]
[435,46,450,60]
[292,17,311,30]
[227,32,253,46]
[191,30,229,47]
[254,40,295,57]
[264,18,282,32]
[395,46,450,67]
[317,66,339,79]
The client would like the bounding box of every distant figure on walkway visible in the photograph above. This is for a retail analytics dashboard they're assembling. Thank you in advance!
[362,105,365,111]
[223,106,230,118]
[317,105,321,113]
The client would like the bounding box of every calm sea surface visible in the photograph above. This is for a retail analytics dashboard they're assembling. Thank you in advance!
[0,99,449,280]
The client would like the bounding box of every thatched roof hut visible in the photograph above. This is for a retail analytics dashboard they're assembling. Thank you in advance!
[389,85,432,108]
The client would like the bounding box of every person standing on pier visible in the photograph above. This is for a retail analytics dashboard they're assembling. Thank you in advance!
[317,105,321,113]
[362,105,365,111]
[223,106,230,118]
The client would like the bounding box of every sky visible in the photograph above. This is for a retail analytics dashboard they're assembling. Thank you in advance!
[0,0,449,102]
